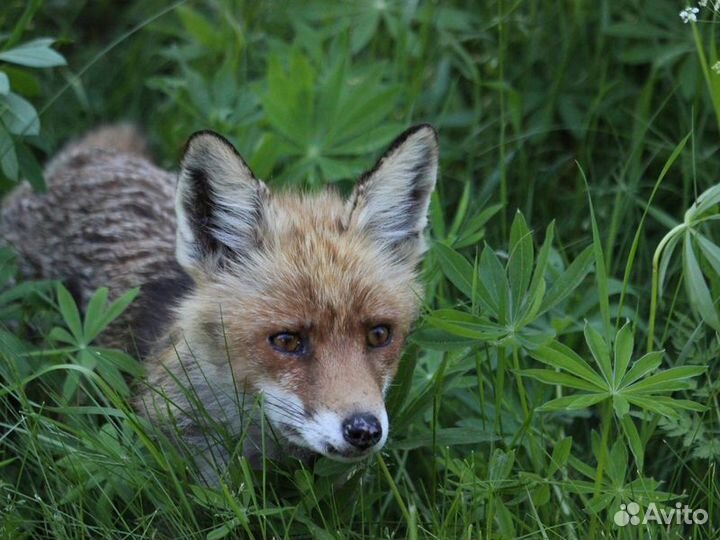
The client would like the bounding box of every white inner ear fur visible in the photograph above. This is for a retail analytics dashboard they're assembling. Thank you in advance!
[347,125,439,260]
[175,132,268,272]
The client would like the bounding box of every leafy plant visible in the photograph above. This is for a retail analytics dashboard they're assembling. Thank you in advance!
[261,49,402,186]
[0,36,66,189]
[48,284,142,402]
[427,212,594,349]
[522,321,706,469]
[1,1,720,539]
[650,183,720,340]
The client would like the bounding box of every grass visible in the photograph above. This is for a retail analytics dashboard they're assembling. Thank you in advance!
[1,0,720,538]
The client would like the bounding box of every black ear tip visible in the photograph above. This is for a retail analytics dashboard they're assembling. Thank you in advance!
[379,123,438,160]
[404,124,438,146]
[182,130,240,159]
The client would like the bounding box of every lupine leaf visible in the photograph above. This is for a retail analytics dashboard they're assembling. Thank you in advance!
[620,415,644,471]
[426,309,504,340]
[530,341,607,389]
[83,288,109,342]
[480,244,508,323]
[521,221,554,322]
[683,233,720,331]
[613,321,634,384]
[584,322,613,385]
[434,243,474,300]
[508,211,533,316]
[519,369,603,392]
[624,366,706,394]
[620,351,664,388]
[57,284,82,344]
[537,393,609,411]
[547,436,572,476]
[539,245,593,315]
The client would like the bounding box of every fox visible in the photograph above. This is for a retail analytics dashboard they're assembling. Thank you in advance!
[1,123,439,482]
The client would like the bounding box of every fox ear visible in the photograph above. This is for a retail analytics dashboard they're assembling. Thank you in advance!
[346,124,438,262]
[176,131,268,273]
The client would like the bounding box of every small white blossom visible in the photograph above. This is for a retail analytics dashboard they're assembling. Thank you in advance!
[715,0,720,11]
[680,6,700,23]
[712,61,720,74]
[700,0,708,6]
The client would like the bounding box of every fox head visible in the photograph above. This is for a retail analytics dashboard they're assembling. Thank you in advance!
[173,125,438,461]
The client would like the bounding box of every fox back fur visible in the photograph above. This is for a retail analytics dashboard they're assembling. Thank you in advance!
[1,124,439,482]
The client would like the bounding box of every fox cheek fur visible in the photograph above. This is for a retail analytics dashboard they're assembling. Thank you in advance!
[148,124,439,470]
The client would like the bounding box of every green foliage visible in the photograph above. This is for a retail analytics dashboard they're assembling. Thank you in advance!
[525,322,705,419]
[0,32,66,188]
[48,284,141,401]
[1,1,720,539]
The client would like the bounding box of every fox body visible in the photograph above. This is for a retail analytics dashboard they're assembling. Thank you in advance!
[1,124,439,481]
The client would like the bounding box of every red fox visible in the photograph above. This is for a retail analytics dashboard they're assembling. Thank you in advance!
[1,124,439,481]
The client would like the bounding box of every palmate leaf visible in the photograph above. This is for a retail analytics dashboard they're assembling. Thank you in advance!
[613,322,634,382]
[480,244,507,320]
[508,211,533,316]
[613,394,629,417]
[430,215,592,349]
[538,245,593,315]
[425,309,505,341]
[530,341,606,388]
[620,415,644,471]
[683,233,720,331]
[695,232,720,275]
[624,366,706,394]
[619,351,663,387]
[83,287,110,341]
[410,326,478,351]
[537,393,609,412]
[526,321,706,421]
[625,395,705,418]
[547,436,572,476]
[454,203,503,249]
[519,369,603,392]
[518,221,554,324]
[434,243,474,300]
[583,322,612,386]
[654,184,720,333]
[687,182,720,219]
[57,283,83,344]
[83,287,139,344]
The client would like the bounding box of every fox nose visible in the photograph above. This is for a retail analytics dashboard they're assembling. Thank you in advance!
[342,413,382,450]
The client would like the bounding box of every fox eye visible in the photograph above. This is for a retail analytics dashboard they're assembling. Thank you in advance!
[367,325,392,348]
[269,332,304,354]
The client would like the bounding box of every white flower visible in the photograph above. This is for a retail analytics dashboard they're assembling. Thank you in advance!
[712,61,720,74]
[680,6,700,23]
[714,0,720,11]
[700,0,708,6]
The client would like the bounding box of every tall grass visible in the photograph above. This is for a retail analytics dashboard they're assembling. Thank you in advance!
[1,1,719,538]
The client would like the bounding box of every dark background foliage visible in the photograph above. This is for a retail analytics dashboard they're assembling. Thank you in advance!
[0,1,718,538]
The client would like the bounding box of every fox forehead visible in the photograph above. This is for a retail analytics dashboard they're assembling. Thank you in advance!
[206,189,422,332]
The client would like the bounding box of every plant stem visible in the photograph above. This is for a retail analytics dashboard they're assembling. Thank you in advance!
[647,223,686,352]
[513,346,529,418]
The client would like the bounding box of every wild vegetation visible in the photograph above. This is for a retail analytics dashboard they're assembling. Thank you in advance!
[1,1,719,538]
